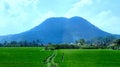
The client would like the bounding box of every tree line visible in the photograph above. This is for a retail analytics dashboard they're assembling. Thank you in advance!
[45,36,120,50]
[0,40,44,47]
[0,36,120,50]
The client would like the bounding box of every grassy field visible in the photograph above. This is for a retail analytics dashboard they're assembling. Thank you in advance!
[0,47,53,67]
[1,48,120,67]
[55,49,120,67]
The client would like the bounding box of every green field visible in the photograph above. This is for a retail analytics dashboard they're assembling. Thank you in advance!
[0,48,120,67]
[0,47,53,67]
[55,49,120,67]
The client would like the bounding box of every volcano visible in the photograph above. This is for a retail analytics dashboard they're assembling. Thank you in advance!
[0,16,114,44]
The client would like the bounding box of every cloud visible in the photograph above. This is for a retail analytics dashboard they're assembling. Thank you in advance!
[0,0,56,35]
[0,0,120,35]
[64,0,120,34]
[0,0,37,26]
[90,10,112,26]
[89,10,120,34]
[64,0,93,18]
[103,16,120,34]
[32,11,56,27]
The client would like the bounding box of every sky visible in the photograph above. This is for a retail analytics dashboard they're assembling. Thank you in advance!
[0,0,120,35]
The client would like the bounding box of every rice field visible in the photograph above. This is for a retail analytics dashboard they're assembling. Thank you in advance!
[55,49,120,67]
[0,47,53,67]
[0,47,120,67]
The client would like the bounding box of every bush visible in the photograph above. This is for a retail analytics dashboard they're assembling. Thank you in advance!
[54,44,80,49]
[80,46,99,49]
[45,44,80,50]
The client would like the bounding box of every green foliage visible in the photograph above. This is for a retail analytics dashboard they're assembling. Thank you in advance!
[78,39,85,45]
[0,43,2,47]
[92,36,115,47]
[1,47,120,67]
[0,47,53,67]
[55,49,120,67]
[1,40,44,47]
[45,44,80,50]
[80,45,99,49]
[110,39,120,50]
[115,39,120,45]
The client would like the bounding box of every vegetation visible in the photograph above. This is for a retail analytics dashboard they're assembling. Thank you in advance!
[0,47,120,67]
[0,36,120,67]
[0,36,119,50]
[44,37,120,50]
[55,49,120,67]
[0,47,53,67]
[0,40,44,47]
[45,44,80,50]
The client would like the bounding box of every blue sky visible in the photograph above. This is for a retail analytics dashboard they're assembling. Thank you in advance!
[0,0,120,35]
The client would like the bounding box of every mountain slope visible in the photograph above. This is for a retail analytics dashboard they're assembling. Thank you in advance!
[0,16,114,44]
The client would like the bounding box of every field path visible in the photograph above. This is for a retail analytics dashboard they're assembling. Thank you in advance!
[46,51,58,67]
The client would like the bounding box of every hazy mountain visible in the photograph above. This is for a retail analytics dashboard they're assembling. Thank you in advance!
[0,16,116,44]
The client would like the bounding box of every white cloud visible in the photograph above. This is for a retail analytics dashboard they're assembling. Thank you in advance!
[0,0,56,35]
[103,16,120,34]
[0,0,120,35]
[64,0,93,18]
[89,10,120,34]
[90,10,112,26]
[0,0,36,27]
[32,11,56,27]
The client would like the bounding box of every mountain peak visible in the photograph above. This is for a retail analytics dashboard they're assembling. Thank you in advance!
[70,16,85,20]
[70,16,88,22]
[46,17,68,20]
[0,16,113,44]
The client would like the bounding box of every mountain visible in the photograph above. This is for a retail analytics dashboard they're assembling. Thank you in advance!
[0,16,116,44]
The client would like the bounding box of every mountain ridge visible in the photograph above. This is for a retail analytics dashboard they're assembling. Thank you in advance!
[0,16,119,44]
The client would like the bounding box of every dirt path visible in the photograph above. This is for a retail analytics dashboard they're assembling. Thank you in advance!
[45,51,58,67]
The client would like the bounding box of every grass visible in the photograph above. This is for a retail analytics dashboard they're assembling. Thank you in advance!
[1,47,120,67]
[46,51,58,67]
[0,47,53,67]
[55,49,120,67]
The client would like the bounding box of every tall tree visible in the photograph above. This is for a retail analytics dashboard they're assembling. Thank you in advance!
[0,43,2,47]
[115,39,120,46]
[79,39,85,46]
